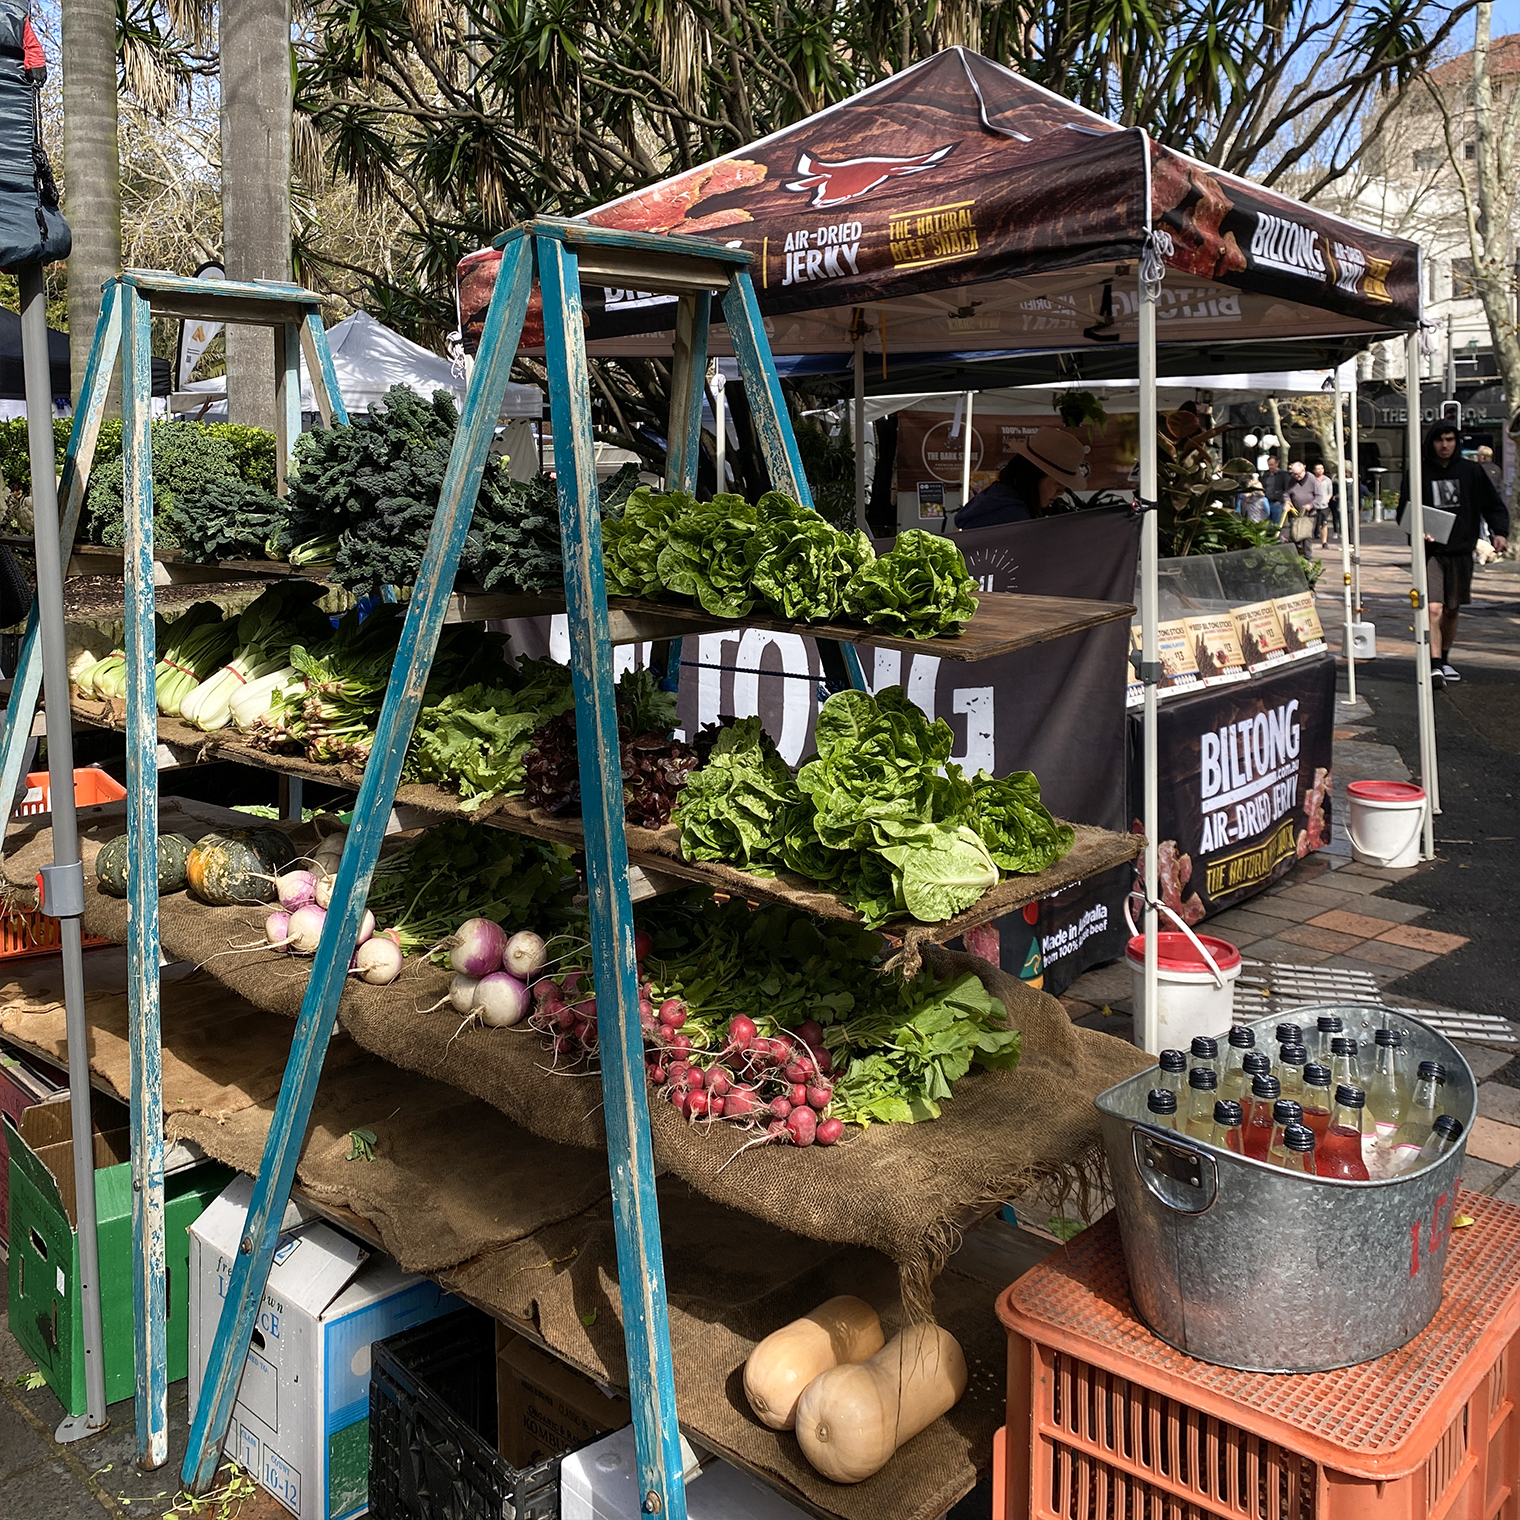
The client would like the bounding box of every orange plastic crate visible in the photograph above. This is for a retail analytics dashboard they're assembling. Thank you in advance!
[995,1194,1520,1520]
[4,767,126,960]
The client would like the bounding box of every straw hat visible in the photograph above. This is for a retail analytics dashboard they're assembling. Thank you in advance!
[1012,427,1090,491]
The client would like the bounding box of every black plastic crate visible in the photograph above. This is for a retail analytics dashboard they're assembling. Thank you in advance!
[369,1307,561,1520]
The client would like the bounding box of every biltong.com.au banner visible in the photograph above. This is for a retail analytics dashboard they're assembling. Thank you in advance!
[1130,654,1336,923]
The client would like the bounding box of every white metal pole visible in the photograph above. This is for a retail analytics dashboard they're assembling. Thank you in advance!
[710,369,727,493]
[1406,331,1438,856]
[960,390,975,519]
[1139,272,1160,1053]
[1350,371,1362,618]
[1335,370,1356,703]
[853,330,868,531]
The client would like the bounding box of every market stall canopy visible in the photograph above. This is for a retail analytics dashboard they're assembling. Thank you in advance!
[456,48,1420,368]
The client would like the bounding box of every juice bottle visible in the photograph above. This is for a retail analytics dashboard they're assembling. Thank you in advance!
[1266,1099,1305,1166]
[1275,1123,1316,1174]
[1156,1049,1188,1101]
[1329,1036,1364,1089]
[1189,1035,1219,1081]
[1313,1014,1343,1064]
[1365,1029,1412,1147]
[1146,1088,1179,1132]
[1316,1085,1370,1180]
[1414,1114,1463,1166]
[1275,1043,1307,1101]
[1209,1099,1245,1153]
[1184,1067,1219,1139]
[1218,1026,1256,1104]
[1301,1062,1333,1138]
[1274,1021,1304,1053]
[1242,1074,1281,1161]
[1388,1061,1448,1173]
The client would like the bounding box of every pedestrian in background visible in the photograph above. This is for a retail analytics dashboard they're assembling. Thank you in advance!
[1283,461,1317,560]
[1399,422,1510,687]
[1238,475,1269,522]
[1311,462,1336,547]
[1260,452,1289,525]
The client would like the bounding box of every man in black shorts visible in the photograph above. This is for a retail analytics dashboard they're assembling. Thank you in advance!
[1401,423,1509,687]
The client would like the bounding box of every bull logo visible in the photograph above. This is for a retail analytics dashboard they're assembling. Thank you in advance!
[784,144,956,208]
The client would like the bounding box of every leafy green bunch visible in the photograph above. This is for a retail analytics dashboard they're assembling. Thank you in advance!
[674,717,800,871]
[840,528,979,638]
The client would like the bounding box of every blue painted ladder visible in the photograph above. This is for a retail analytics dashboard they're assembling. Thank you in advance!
[0,272,346,1469]
[183,219,855,1511]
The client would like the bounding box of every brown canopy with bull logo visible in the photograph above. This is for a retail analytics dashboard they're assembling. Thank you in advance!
[456,47,1421,364]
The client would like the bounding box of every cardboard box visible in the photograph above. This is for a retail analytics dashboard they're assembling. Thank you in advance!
[495,1324,631,1469]
[0,1044,71,1244]
[5,1097,230,1414]
[189,1175,458,1520]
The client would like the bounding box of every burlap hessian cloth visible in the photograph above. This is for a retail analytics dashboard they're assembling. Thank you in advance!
[1,969,1018,1520]
[4,802,1148,1310]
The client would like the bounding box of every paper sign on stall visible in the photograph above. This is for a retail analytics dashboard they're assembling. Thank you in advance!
[1274,591,1326,657]
[1232,600,1289,670]
[1182,614,1250,686]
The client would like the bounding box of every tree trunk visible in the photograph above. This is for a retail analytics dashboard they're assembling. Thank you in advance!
[60,0,120,407]
[220,0,291,431]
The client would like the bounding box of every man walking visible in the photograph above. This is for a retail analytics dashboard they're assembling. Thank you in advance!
[1311,462,1336,547]
[1283,461,1318,560]
[1401,422,1509,687]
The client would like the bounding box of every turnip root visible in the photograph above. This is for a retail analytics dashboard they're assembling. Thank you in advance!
[265,910,291,950]
[314,875,335,910]
[287,904,326,955]
[475,971,529,1028]
[275,870,318,911]
[449,974,479,1016]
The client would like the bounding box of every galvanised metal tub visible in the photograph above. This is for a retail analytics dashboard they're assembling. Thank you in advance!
[1096,1004,1478,1372]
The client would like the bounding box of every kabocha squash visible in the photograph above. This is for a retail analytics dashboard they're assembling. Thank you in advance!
[795,1323,968,1483]
[95,832,195,897]
[743,1297,885,1431]
[184,829,286,906]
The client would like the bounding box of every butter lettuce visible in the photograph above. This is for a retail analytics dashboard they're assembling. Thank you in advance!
[841,528,979,638]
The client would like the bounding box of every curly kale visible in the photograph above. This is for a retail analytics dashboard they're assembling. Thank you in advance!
[164,476,284,562]
[468,470,563,593]
[84,421,250,548]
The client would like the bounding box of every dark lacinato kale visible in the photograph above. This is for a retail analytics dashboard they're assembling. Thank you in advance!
[164,476,283,562]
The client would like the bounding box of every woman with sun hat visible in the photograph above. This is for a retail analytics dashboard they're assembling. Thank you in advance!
[955,426,1090,529]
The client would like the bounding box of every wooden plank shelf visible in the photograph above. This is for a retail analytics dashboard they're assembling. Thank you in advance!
[46,542,1133,653]
[68,697,1141,952]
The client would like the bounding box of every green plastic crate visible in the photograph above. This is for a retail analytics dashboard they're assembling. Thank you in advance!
[6,1100,231,1415]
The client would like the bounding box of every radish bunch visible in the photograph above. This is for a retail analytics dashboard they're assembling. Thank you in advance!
[645,1006,843,1148]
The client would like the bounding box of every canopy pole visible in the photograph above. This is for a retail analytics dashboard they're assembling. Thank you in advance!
[20,263,110,1443]
[1350,371,1362,619]
[1138,270,1160,1054]
[1335,369,1356,704]
[710,367,727,492]
[1405,331,1437,857]
[959,390,975,524]
[852,324,867,532]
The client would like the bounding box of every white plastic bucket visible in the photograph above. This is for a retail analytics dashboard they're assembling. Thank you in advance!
[1126,931,1242,1051]
[1348,779,1426,869]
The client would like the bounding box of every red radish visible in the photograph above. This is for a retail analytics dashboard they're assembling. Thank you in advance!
[687,1090,710,1120]
[784,1057,815,1084]
[671,1091,690,1118]
[669,1034,693,1055]
[786,1107,817,1146]
[562,970,585,995]
[705,1067,732,1098]
[724,1085,760,1118]
[667,1060,689,1083]
[634,930,652,963]
[726,1015,757,1051]
[768,1097,793,1121]
[380,927,402,948]
[812,1048,834,1076]
[552,1005,576,1031]
[553,1034,576,1056]
[449,918,507,977]
[659,997,685,1021]
[573,997,597,1022]
[806,1083,833,1111]
[534,978,564,1006]
[638,997,654,1018]
[815,1117,845,1146]
[788,1083,809,1108]
[685,1067,706,1091]
[648,1062,668,1085]
[795,1020,825,1049]
[766,1119,789,1140]
[708,1096,725,1118]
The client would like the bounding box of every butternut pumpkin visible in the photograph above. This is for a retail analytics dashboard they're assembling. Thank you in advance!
[795,1323,968,1483]
[743,1296,884,1431]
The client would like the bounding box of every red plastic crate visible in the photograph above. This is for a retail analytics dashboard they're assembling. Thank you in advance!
[4,767,126,961]
[995,1194,1520,1520]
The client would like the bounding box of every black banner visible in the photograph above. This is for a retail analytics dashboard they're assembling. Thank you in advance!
[1129,655,1337,924]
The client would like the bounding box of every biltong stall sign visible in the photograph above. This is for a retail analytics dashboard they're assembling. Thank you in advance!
[1131,655,1336,924]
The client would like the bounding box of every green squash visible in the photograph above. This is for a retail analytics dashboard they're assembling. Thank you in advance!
[184,829,282,906]
[95,831,196,897]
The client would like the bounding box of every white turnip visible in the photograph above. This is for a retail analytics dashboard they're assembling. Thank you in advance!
[503,930,547,980]
[287,904,326,956]
[475,971,529,1028]
[265,910,291,950]
[354,937,402,985]
[355,909,375,946]
[275,870,318,912]
[449,918,506,978]
[314,875,335,910]
[449,974,479,1016]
